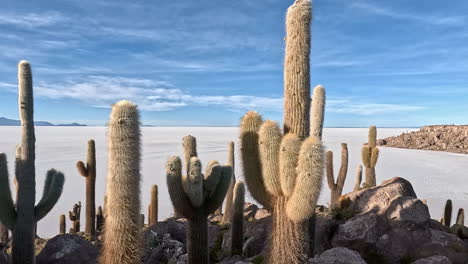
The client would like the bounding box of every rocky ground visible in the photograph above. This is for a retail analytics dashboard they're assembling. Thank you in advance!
[378,125,468,154]
[1,177,467,264]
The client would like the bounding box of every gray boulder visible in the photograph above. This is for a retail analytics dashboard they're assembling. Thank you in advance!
[412,255,452,264]
[36,234,97,264]
[145,233,185,264]
[309,247,366,264]
[331,213,379,251]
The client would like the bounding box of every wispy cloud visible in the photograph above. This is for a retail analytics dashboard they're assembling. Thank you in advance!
[328,99,425,115]
[351,2,466,26]
[0,12,65,27]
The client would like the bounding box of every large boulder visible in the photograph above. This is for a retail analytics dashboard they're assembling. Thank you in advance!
[412,255,452,264]
[144,233,185,264]
[36,234,98,264]
[331,213,379,252]
[309,247,366,264]
[344,177,417,215]
[222,216,270,258]
[385,197,430,229]
[414,229,468,264]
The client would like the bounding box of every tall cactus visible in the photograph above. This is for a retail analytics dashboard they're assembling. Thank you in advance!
[76,139,97,236]
[59,214,66,235]
[353,165,363,192]
[231,181,245,257]
[149,184,158,226]
[0,60,65,263]
[222,141,236,224]
[326,143,348,209]
[166,136,232,264]
[362,126,379,188]
[100,100,142,264]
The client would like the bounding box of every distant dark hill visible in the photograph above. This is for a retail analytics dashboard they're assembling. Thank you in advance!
[0,117,86,127]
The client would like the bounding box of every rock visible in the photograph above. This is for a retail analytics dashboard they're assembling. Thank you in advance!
[309,247,366,264]
[376,228,431,263]
[145,233,185,264]
[209,214,224,223]
[254,209,270,220]
[243,203,258,220]
[35,238,48,256]
[412,255,452,264]
[450,224,468,239]
[386,197,430,229]
[344,177,417,215]
[0,250,8,264]
[242,216,270,257]
[415,229,468,264]
[36,234,98,264]
[219,255,251,264]
[331,213,379,251]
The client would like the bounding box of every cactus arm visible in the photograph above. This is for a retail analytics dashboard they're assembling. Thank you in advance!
[182,157,204,208]
[258,120,283,196]
[456,208,464,226]
[369,126,377,148]
[76,161,88,177]
[183,135,197,176]
[353,165,363,192]
[0,153,17,230]
[370,147,379,168]
[204,165,232,215]
[166,156,196,219]
[35,169,65,221]
[335,143,348,194]
[286,137,324,222]
[310,85,326,140]
[362,146,371,168]
[203,161,221,199]
[279,134,301,197]
[326,151,335,190]
[240,111,273,209]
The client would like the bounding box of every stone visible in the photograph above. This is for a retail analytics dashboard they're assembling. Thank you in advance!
[36,234,98,264]
[243,203,258,220]
[145,233,185,264]
[385,197,430,229]
[331,213,379,251]
[412,255,452,264]
[309,247,366,264]
[415,229,468,264]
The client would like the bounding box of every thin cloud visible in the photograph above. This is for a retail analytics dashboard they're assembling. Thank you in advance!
[328,99,425,115]
[0,12,65,27]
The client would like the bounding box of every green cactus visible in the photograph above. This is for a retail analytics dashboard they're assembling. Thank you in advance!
[96,206,104,233]
[362,126,379,188]
[76,139,97,237]
[353,165,363,192]
[149,184,158,226]
[166,136,232,264]
[59,214,66,235]
[100,100,142,264]
[231,181,245,257]
[326,143,348,209]
[456,208,464,226]
[222,141,236,224]
[442,199,452,227]
[69,202,81,233]
[0,60,65,263]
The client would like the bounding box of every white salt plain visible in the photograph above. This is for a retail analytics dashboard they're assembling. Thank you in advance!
[0,127,466,238]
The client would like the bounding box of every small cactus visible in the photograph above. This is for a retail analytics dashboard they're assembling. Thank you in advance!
[353,165,363,192]
[0,61,65,263]
[442,199,452,227]
[100,100,142,264]
[59,214,66,235]
[69,202,81,233]
[149,185,158,226]
[456,208,464,226]
[362,126,379,188]
[326,143,348,209]
[222,141,236,224]
[96,206,104,233]
[231,181,245,256]
[76,139,97,237]
[166,136,232,264]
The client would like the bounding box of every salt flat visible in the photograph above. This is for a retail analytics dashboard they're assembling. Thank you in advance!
[0,126,466,238]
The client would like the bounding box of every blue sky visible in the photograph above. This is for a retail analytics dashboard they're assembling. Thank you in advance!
[0,0,467,127]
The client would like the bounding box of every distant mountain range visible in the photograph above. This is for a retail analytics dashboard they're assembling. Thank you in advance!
[0,117,87,127]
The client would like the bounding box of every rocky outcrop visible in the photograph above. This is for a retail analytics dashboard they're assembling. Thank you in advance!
[309,247,366,264]
[412,255,452,264]
[378,125,468,154]
[36,234,98,264]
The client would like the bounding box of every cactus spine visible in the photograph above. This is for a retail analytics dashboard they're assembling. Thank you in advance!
[0,61,65,263]
[442,199,452,227]
[149,184,158,226]
[456,208,464,226]
[96,206,104,233]
[76,139,97,236]
[353,165,363,192]
[362,126,379,188]
[231,181,245,256]
[59,214,66,235]
[326,143,348,209]
[69,202,81,233]
[100,100,142,264]
[166,136,232,264]
[223,141,236,224]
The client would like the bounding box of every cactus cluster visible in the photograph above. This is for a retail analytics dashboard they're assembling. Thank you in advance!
[100,100,142,264]
[362,126,379,188]
[76,140,97,237]
[326,143,348,209]
[0,61,65,263]
[69,201,81,233]
[166,135,232,264]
